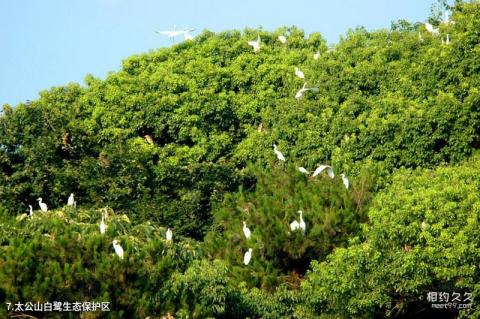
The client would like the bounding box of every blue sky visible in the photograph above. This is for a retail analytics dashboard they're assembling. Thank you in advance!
[0,0,435,107]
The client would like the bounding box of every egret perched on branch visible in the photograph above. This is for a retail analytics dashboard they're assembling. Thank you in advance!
[290,211,306,233]
[100,213,106,235]
[273,144,286,162]
[166,228,173,241]
[298,211,306,233]
[340,173,349,189]
[294,67,305,79]
[295,83,319,100]
[112,240,124,259]
[444,34,450,45]
[313,51,320,60]
[312,165,334,179]
[298,167,309,174]
[67,193,75,207]
[29,205,33,217]
[37,198,48,212]
[278,35,287,44]
[242,221,251,239]
[248,35,261,52]
[425,23,439,36]
[243,248,253,265]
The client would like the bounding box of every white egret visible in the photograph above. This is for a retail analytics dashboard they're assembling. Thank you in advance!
[67,193,75,207]
[312,165,334,179]
[298,211,306,233]
[28,205,33,217]
[112,240,124,259]
[298,167,309,174]
[295,83,319,100]
[425,23,439,36]
[248,35,261,52]
[340,173,349,189]
[290,211,306,233]
[278,35,287,44]
[37,198,48,212]
[421,221,427,230]
[166,228,173,241]
[294,67,305,79]
[313,51,320,60]
[156,26,195,42]
[243,248,253,265]
[100,213,106,235]
[242,221,251,239]
[273,144,286,162]
[290,220,300,231]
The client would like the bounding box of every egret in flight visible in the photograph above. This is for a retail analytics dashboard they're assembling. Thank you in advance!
[248,35,261,52]
[243,248,253,265]
[273,144,286,162]
[295,83,319,100]
[425,23,439,36]
[67,193,75,207]
[112,240,124,259]
[37,198,48,212]
[294,67,305,79]
[298,167,309,174]
[340,173,349,189]
[242,221,251,239]
[312,165,334,179]
[166,228,173,241]
[278,35,287,44]
[156,26,195,42]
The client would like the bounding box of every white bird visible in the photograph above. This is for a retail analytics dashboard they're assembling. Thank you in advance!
[112,240,124,259]
[340,173,349,189]
[312,165,335,179]
[278,35,287,44]
[156,26,195,42]
[295,83,319,100]
[291,211,306,233]
[37,198,48,212]
[100,213,106,235]
[166,228,173,241]
[273,144,286,162]
[425,23,439,36]
[418,32,424,42]
[421,221,427,230]
[298,167,309,174]
[294,67,305,79]
[290,220,300,231]
[67,193,75,207]
[313,51,320,60]
[248,35,261,52]
[183,29,194,41]
[28,205,33,217]
[243,248,253,265]
[242,221,251,239]
[298,211,306,233]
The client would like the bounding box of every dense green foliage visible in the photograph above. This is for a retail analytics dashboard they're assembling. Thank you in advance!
[1,0,480,318]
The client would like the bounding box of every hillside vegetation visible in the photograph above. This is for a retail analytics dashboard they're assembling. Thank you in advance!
[1,1,479,318]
